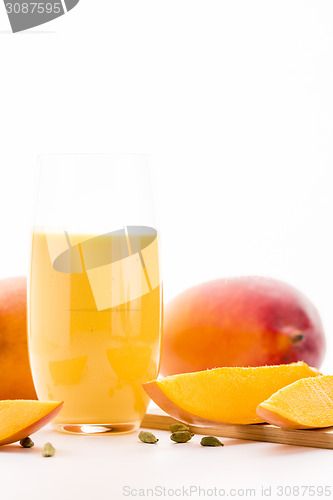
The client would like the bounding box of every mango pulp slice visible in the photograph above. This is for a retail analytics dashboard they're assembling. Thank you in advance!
[143,362,319,426]
[0,400,63,446]
[257,375,333,429]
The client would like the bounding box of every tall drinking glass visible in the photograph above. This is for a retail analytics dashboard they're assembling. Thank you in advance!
[28,155,162,434]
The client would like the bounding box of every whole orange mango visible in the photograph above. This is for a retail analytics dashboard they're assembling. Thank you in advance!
[0,277,37,399]
[160,277,325,376]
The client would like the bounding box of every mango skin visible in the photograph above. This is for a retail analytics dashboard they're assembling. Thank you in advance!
[160,277,325,376]
[0,276,37,399]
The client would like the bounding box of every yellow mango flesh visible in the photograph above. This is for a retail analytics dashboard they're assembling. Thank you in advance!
[0,400,63,445]
[156,362,319,425]
[49,356,88,385]
[257,375,333,429]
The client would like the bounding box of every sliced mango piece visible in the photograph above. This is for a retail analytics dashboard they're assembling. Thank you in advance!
[107,345,152,382]
[0,400,63,446]
[143,362,319,426]
[50,356,87,386]
[257,375,333,429]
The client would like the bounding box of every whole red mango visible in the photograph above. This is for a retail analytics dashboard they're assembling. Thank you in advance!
[160,277,325,376]
[0,277,37,399]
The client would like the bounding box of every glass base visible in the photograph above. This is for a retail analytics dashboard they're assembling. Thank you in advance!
[53,422,140,435]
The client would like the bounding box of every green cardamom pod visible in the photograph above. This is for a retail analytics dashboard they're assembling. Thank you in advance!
[169,423,190,433]
[19,437,34,448]
[42,442,56,457]
[200,436,224,447]
[170,430,194,443]
[138,431,158,444]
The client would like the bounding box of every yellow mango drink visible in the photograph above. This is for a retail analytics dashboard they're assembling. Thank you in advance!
[28,226,162,434]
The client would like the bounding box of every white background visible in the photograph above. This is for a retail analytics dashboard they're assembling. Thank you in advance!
[0,4,333,496]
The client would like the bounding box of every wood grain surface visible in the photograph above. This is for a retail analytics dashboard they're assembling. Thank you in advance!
[141,410,333,449]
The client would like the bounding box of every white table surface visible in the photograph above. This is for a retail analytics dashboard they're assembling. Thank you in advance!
[1,411,333,500]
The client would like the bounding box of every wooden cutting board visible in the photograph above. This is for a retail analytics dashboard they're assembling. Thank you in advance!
[141,410,333,450]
